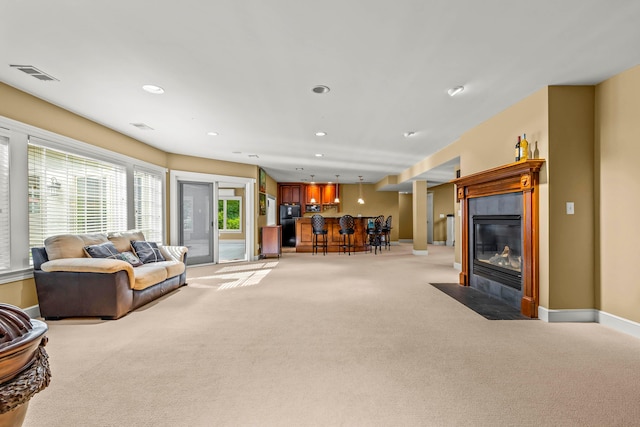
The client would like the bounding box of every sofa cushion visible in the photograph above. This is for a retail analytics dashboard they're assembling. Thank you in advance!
[152,260,186,279]
[84,242,121,259]
[108,230,146,253]
[132,264,168,290]
[120,251,143,267]
[45,233,109,260]
[131,240,166,264]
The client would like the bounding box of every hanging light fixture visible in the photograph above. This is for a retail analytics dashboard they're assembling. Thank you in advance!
[310,175,317,203]
[357,176,365,204]
[334,175,340,203]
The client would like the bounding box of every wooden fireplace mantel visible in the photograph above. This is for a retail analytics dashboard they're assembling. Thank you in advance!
[451,159,545,318]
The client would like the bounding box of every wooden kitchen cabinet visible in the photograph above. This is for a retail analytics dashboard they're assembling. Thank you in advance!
[305,184,322,204]
[279,184,302,205]
[322,184,337,204]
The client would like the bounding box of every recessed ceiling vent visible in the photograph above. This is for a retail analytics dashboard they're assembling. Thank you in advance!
[9,64,59,81]
[130,123,154,131]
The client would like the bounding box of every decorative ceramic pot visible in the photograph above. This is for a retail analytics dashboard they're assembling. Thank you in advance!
[0,304,50,427]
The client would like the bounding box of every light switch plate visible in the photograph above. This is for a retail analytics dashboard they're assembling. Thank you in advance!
[439,213,445,218]
[566,202,575,215]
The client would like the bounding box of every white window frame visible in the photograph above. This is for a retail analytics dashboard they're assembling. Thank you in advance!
[219,196,242,233]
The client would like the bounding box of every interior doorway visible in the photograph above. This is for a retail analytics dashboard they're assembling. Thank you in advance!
[178,181,213,265]
[170,170,255,265]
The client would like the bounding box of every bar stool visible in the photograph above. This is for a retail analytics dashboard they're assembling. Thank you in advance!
[311,214,328,255]
[338,215,355,255]
[367,215,385,254]
[382,215,392,250]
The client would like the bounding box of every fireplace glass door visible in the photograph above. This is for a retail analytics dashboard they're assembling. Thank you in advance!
[473,215,522,290]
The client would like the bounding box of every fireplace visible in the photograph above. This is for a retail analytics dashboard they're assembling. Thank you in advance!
[473,215,522,290]
[452,159,545,317]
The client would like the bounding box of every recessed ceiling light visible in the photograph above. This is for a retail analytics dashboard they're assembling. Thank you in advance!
[447,86,464,97]
[404,131,416,137]
[315,131,327,137]
[207,131,219,136]
[142,84,165,94]
[314,153,324,157]
[312,85,330,94]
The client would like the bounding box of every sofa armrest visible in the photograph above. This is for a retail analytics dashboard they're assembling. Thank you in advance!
[41,258,135,286]
[159,245,188,263]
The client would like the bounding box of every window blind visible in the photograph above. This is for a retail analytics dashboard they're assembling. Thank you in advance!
[134,168,163,243]
[0,137,10,270]
[28,142,128,248]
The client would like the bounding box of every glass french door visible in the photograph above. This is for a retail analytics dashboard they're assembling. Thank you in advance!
[179,181,213,265]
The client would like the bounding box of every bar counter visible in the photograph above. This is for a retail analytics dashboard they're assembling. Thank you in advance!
[295,216,372,253]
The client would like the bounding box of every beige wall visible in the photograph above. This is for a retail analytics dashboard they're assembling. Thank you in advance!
[326,183,400,242]
[548,86,595,309]
[596,64,640,322]
[398,193,413,240]
[430,183,455,243]
[412,181,428,251]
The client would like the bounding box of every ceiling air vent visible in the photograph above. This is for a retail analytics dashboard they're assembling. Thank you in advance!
[9,64,59,81]
[130,123,154,131]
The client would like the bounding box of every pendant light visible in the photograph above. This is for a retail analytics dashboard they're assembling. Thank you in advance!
[357,176,365,205]
[310,175,317,204]
[334,175,340,203]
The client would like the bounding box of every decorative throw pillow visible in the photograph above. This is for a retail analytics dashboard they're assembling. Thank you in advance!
[120,251,143,267]
[131,240,166,264]
[84,242,121,259]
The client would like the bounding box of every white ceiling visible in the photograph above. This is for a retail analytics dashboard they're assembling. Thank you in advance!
[2,1,640,192]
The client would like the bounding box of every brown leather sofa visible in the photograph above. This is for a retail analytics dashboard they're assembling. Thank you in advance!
[31,230,188,320]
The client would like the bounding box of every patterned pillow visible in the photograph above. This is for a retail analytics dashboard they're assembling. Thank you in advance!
[120,251,143,267]
[131,240,166,264]
[84,242,121,259]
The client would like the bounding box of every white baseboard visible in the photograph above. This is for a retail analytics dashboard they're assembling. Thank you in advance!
[24,305,41,319]
[538,306,640,340]
[453,262,461,271]
[432,241,445,246]
[412,250,429,256]
[597,311,640,339]
[538,307,597,323]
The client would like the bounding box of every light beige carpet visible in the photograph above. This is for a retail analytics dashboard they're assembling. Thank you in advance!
[23,244,640,426]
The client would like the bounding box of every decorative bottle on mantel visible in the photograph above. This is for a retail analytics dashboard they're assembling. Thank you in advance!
[520,133,529,162]
[514,136,521,162]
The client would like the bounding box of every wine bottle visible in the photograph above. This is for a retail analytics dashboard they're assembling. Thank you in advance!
[520,133,529,161]
[514,136,521,162]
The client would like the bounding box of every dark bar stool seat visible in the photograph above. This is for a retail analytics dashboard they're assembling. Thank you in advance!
[311,214,328,255]
[367,215,385,254]
[338,215,355,255]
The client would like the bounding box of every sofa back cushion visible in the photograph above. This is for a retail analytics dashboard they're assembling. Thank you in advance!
[44,233,109,260]
[131,240,166,263]
[107,230,146,253]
